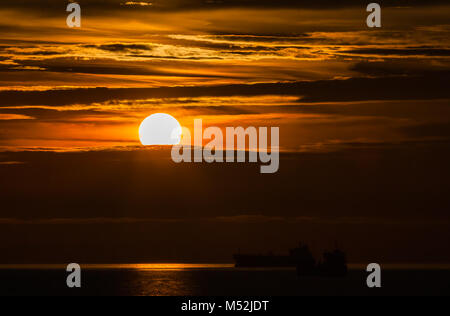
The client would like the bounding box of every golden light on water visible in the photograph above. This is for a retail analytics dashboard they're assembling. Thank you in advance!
[0,264,234,270]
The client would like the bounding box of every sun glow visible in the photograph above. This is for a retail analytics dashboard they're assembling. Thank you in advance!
[139,113,182,146]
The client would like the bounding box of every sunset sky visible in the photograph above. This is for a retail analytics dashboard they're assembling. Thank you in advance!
[0,1,450,264]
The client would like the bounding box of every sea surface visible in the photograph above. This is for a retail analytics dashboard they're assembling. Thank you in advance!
[0,264,449,296]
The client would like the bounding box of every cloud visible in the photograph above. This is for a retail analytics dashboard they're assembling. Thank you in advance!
[1,215,447,226]
[210,215,450,225]
[0,108,126,122]
[343,47,450,57]
[0,161,25,165]
[179,105,257,115]
[0,114,34,120]
[400,122,450,139]
[1,72,449,107]
[351,60,450,76]
[85,43,153,52]
[0,217,183,225]
[211,215,287,223]
[0,0,447,14]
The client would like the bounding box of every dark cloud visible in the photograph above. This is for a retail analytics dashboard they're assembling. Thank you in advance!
[4,57,235,77]
[400,122,450,139]
[1,142,449,220]
[351,60,450,76]
[150,0,450,10]
[85,43,153,52]
[266,99,450,120]
[126,54,222,60]
[3,214,446,226]
[148,36,313,52]
[180,105,257,115]
[6,51,65,56]
[1,72,449,107]
[344,47,450,57]
[1,142,450,263]
[296,73,450,103]
[0,0,447,14]
[0,108,122,122]
[211,215,450,225]
[0,217,183,225]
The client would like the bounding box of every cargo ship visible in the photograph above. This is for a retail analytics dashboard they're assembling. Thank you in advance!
[233,243,348,277]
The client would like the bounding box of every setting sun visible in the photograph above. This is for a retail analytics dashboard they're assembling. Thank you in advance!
[139,113,182,146]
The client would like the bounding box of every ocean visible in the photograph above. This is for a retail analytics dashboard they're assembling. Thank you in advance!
[0,264,449,296]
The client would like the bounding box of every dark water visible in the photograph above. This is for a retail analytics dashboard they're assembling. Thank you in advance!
[0,264,449,296]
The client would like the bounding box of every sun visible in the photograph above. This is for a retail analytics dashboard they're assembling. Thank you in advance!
[139,113,182,146]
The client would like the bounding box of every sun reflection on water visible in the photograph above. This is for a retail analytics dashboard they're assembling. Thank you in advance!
[84,263,234,271]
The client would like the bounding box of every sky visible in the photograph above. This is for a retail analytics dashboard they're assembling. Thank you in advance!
[0,1,449,263]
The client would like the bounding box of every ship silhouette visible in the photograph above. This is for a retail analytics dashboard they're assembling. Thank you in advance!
[233,243,348,277]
